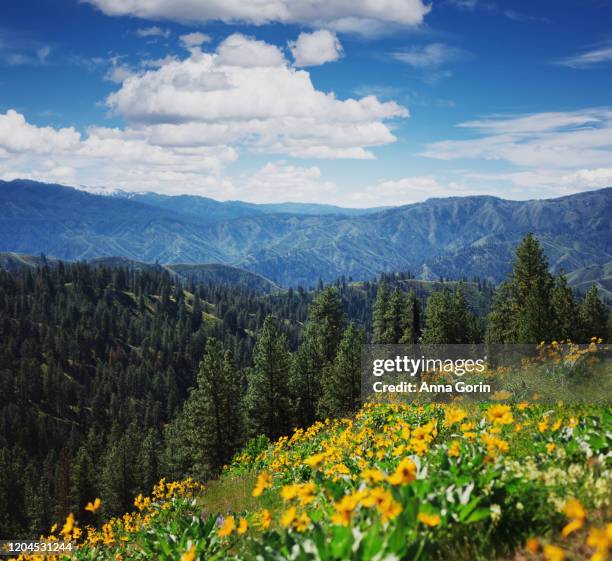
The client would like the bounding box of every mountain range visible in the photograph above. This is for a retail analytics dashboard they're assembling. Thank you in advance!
[1,179,610,288]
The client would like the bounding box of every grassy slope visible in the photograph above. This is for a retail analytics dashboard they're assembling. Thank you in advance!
[27,394,611,561]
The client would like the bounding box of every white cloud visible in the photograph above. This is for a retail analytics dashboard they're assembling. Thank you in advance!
[468,168,612,194]
[105,34,408,159]
[447,0,479,10]
[346,176,486,206]
[105,64,134,83]
[0,110,237,197]
[179,32,211,49]
[422,108,612,169]
[83,0,431,34]
[391,43,467,68]
[289,30,343,67]
[0,110,80,154]
[136,26,170,38]
[36,46,51,63]
[557,43,612,68]
[242,161,337,203]
[215,33,285,67]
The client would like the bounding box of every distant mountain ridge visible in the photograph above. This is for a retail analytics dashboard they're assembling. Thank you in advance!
[100,189,386,220]
[1,179,610,287]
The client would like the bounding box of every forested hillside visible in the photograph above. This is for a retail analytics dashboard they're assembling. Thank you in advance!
[0,236,609,539]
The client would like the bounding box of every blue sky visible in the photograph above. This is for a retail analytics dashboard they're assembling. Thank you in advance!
[1,0,611,206]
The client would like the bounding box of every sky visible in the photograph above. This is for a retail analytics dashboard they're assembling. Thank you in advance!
[1,0,612,207]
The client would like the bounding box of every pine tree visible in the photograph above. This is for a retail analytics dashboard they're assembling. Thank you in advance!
[422,288,480,344]
[372,282,389,343]
[421,290,454,344]
[290,287,346,425]
[318,323,364,418]
[383,288,406,344]
[400,290,421,344]
[551,274,579,341]
[487,234,554,343]
[246,315,292,439]
[486,282,515,344]
[166,339,244,480]
[578,285,608,341]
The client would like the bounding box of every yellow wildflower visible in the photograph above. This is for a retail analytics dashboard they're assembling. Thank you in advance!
[418,512,441,527]
[331,494,360,526]
[304,453,326,468]
[486,404,514,425]
[218,515,235,537]
[257,509,272,530]
[361,468,385,484]
[252,471,272,497]
[60,513,75,539]
[448,441,461,457]
[543,544,565,561]
[85,498,101,513]
[563,499,586,521]
[237,518,248,535]
[180,545,196,561]
[388,457,417,485]
[281,507,297,528]
[444,407,467,427]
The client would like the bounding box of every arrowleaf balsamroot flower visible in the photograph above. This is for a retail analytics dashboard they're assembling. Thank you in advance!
[237,518,249,535]
[543,544,566,561]
[444,407,467,427]
[218,515,236,537]
[486,404,514,425]
[85,498,101,513]
[180,544,196,561]
[252,471,272,497]
[388,457,417,485]
[418,512,441,527]
[561,499,586,537]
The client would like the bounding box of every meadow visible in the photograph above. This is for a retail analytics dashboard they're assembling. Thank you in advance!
[10,393,610,561]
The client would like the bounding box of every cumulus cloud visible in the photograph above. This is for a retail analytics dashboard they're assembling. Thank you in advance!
[289,30,343,67]
[243,161,337,203]
[82,0,431,34]
[0,110,237,197]
[421,108,612,169]
[215,33,285,67]
[179,32,211,49]
[557,42,612,68]
[346,176,486,206]
[105,34,408,159]
[136,26,170,38]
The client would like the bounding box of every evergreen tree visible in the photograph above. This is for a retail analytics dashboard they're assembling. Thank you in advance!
[167,339,244,480]
[372,282,389,343]
[400,290,421,344]
[290,287,346,425]
[246,315,292,439]
[383,288,406,344]
[318,323,364,418]
[422,288,480,344]
[551,274,579,341]
[578,285,608,341]
[487,234,554,343]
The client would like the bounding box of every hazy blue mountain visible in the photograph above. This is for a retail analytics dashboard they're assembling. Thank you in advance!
[116,191,384,221]
[1,179,610,287]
